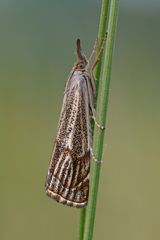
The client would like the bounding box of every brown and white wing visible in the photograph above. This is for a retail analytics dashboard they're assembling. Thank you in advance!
[45,72,91,208]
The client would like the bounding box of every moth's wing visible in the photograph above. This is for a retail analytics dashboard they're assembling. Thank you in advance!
[45,73,91,208]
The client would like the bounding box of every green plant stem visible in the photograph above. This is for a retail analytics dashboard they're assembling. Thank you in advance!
[94,0,110,92]
[83,1,119,240]
[78,1,110,240]
[78,208,86,240]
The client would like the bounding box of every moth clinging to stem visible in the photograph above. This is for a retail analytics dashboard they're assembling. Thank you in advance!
[45,34,106,208]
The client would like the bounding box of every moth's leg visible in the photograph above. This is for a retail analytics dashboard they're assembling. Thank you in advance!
[89,33,107,129]
[86,77,105,130]
[90,147,103,164]
[92,32,107,71]
[90,71,96,97]
[88,38,98,68]
[91,70,97,83]
[91,107,105,130]
[87,33,107,96]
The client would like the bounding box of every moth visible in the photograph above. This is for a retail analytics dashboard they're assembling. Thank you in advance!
[45,37,106,208]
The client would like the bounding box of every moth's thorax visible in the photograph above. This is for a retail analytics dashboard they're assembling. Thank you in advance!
[68,70,90,90]
[73,69,88,76]
[72,66,90,80]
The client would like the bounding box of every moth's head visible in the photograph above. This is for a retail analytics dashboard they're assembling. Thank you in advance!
[76,39,88,69]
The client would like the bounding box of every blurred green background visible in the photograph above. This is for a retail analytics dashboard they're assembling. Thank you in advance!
[1,1,160,240]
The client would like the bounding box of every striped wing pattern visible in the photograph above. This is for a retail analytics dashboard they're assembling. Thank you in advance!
[45,70,91,208]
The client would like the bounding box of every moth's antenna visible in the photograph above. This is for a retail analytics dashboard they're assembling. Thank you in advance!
[76,39,84,61]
